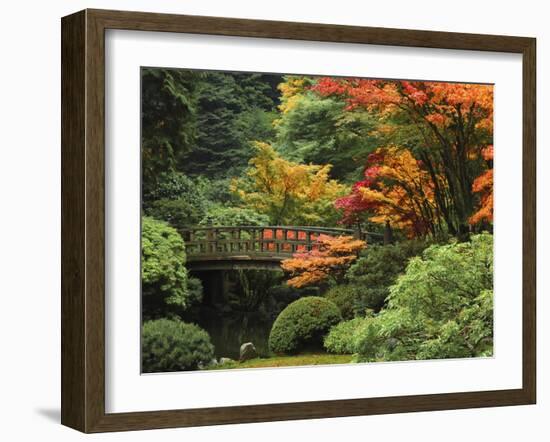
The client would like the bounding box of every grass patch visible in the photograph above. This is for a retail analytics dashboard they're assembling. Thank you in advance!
[207,353,353,370]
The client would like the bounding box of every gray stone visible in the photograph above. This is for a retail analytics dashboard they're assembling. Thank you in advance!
[219,357,234,365]
[198,358,217,370]
[239,342,258,362]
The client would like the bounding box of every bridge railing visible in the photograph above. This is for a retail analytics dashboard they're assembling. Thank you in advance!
[179,226,383,259]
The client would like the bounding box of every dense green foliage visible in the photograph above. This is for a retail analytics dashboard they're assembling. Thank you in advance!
[346,240,431,313]
[199,206,269,227]
[143,171,207,203]
[146,198,204,231]
[222,269,286,312]
[142,69,283,185]
[141,69,200,196]
[268,297,342,354]
[141,217,200,319]
[143,172,209,229]
[182,72,282,178]
[199,177,240,206]
[275,93,376,181]
[323,285,358,320]
[142,319,214,372]
[355,234,494,362]
[185,276,205,309]
[324,317,366,354]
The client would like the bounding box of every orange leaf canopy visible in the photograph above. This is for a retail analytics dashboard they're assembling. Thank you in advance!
[281,234,365,288]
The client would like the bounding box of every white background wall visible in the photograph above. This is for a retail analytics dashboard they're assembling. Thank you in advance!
[0,0,546,440]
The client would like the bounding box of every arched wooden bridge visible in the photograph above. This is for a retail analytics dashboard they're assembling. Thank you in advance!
[179,226,383,270]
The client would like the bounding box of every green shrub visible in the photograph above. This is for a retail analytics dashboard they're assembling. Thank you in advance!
[268,297,342,354]
[198,177,243,205]
[323,285,358,320]
[197,206,270,245]
[346,239,431,313]
[186,276,204,306]
[355,234,494,362]
[199,206,269,227]
[324,317,367,354]
[142,217,201,319]
[144,171,206,203]
[146,198,206,230]
[143,172,209,228]
[142,319,215,372]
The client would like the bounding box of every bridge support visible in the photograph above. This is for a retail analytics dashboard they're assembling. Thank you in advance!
[384,221,394,245]
[193,270,231,307]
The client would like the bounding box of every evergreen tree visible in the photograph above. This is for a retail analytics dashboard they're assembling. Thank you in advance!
[275,92,378,182]
[141,68,201,195]
[182,72,283,178]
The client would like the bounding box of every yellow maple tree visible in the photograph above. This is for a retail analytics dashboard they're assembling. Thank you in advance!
[277,76,309,114]
[231,141,348,226]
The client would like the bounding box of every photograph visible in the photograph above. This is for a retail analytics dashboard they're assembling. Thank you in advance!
[0,0,542,438]
[140,68,495,373]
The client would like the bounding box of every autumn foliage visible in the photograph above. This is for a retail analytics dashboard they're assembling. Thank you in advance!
[469,145,494,225]
[231,141,347,226]
[312,78,493,131]
[336,147,437,238]
[142,69,496,367]
[281,235,366,288]
[313,78,494,237]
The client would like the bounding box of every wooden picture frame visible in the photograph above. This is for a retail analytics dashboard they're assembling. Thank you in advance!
[61,8,536,433]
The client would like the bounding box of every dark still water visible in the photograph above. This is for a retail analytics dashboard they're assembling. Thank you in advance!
[195,308,275,359]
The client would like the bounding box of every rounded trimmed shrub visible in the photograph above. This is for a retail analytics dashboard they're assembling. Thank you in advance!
[142,319,214,372]
[323,285,358,320]
[268,297,342,354]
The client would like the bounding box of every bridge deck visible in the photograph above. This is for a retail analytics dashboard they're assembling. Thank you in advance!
[180,226,383,270]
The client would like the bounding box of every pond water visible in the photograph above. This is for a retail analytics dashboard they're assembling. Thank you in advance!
[195,308,275,359]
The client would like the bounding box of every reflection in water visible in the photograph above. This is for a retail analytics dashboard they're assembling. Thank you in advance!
[196,308,274,359]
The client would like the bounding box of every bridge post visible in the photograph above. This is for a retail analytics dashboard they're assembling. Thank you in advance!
[275,228,281,254]
[250,228,256,253]
[306,230,312,251]
[230,228,236,253]
[208,228,215,254]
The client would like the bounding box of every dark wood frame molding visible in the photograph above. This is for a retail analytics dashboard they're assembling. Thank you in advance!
[61,9,536,433]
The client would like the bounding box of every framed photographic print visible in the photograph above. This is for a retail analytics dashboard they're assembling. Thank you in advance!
[61,9,536,433]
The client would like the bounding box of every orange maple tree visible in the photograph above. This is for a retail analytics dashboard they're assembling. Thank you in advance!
[469,145,494,225]
[336,146,438,238]
[313,78,494,237]
[281,235,366,288]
